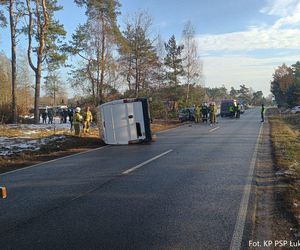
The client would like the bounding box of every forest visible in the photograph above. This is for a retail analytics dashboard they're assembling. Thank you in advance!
[0,0,271,124]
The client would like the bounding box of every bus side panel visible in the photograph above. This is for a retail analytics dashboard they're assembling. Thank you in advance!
[126,102,138,141]
[111,103,130,144]
[101,105,116,144]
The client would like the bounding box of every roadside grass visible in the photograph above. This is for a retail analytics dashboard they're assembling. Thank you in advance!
[269,115,300,175]
[0,120,180,174]
[269,111,300,227]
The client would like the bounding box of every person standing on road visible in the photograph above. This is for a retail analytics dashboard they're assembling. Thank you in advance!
[261,104,265,122]
[195,105,201,123]
[42,110,47,124]
[209,102,217,125]
[229,104,235,118]
[201,103,208,123]
[236,103,241,119]
[73,107,83,136]
[48,109,54,124]
[68,108,74,132]
[63,109,68,123]
[83,106,93,134]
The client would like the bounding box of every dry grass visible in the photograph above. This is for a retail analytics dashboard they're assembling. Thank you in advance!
[269,112,300,227]
[269,115,300,175]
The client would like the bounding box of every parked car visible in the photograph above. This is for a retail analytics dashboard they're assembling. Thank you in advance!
[179,107,195,122]
[290,106,300,114]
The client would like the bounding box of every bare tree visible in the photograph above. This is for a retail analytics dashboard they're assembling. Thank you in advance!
[16,52,33,115]
[182,21,203,105]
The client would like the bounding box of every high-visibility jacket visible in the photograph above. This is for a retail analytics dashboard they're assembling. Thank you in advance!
[84,111,93,122]
[229,105,234,112]
[195,106,201,116]
[210,105,217,114]
[73,112,82,125]
[237,104,241,111]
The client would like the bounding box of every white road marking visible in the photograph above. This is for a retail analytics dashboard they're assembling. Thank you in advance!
[209,126,220,132]
[122,149,173,175]
[229,124,263,250]
[0,145,110,177]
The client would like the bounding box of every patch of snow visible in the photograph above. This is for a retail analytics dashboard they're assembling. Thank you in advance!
[0,135,66,156]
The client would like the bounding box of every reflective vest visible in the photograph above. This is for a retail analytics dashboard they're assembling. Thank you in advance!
[73,112,82,125]
[210,105,217,114]
[84,111,93,122]
[195,106,201,116]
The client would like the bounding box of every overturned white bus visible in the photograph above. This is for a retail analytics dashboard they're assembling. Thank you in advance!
[99,98,152,145]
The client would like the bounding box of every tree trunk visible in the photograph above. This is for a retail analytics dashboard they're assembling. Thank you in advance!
[34,62,42,123]
[26,0,48,124]
[9,0,17,123]
[186,83,190,105]
[135,57,139,97]
[99,15,105,104]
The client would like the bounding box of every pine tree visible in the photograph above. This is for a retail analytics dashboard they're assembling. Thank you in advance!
[119,11,159,97]
[68,0,122,104]
[0,8,7,27]
[164,35,185,87]
[0,0,24,123]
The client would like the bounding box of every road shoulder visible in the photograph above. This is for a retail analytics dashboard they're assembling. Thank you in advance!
[251,120,295,249]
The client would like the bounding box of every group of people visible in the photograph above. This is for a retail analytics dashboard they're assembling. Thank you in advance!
[229,102,242,119]
[40,106,94,136]
[41,109,54,124]
[72,106,93,136]
[41,108,73,125]
[194,102,218,125]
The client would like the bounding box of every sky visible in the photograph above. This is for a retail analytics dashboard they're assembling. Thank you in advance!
[1,0,300,96]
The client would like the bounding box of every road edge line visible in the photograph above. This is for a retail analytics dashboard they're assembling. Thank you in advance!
[122,149,173,175]
[0,145,110,177]
[209,126,220,132]
[229,124,263,250]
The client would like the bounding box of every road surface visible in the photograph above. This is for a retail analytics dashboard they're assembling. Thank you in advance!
[0,109,262,250]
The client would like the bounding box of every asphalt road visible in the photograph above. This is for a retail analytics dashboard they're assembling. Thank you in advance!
[0,109,262,250]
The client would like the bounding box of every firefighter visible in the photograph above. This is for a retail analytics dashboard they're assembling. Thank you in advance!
[73,107,82,136]
[209,102,217,125]
[83,106,93,134]
[195,105,201,123]
[229,104,235,118]
[201,103,208,123]
[261,104,265,122]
